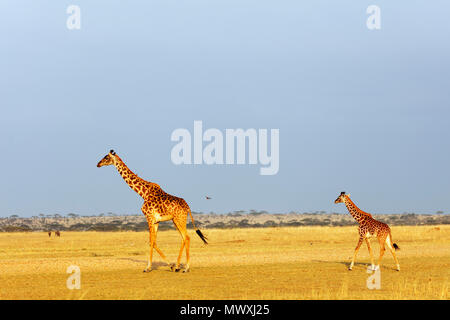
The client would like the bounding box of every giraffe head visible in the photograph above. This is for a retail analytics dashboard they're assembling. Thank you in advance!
[97,150,117,168]
[334,191,350,203]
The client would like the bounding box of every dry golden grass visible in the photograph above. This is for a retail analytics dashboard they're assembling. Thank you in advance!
[0,225,448,300]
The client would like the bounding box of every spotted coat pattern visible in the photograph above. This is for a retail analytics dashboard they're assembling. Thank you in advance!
[97,151,207,273]
[335,192,400,271]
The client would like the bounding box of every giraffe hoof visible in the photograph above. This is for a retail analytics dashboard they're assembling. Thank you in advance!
[183,268,190,273]
[143,268,152,273]
[175,268,181,272]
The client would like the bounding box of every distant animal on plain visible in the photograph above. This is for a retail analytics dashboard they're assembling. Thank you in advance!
[48,231,51,237]
[55,231,61,237]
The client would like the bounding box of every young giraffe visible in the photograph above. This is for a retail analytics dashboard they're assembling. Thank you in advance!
[97,150,208,273]
[334,192,400,271]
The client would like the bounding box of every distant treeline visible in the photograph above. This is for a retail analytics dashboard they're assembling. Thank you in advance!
[0,212,448,232]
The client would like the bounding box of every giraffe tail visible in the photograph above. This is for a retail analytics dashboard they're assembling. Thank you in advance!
[390,231,400,251]
[189,210,208,245]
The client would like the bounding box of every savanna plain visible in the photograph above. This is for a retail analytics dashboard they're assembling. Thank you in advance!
[0,225,448,300]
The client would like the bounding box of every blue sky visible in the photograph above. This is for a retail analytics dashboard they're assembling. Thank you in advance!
[0,1,449,217]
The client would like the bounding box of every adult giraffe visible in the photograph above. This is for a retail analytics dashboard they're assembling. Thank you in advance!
[334,192,400,271]
[97,150,207,273]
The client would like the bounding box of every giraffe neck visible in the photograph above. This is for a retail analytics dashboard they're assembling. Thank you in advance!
[343,196,370,224]
[113,156,150,199]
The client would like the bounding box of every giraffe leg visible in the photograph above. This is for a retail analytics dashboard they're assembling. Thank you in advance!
[184,234,191,273]
[365,238,375,271]
[144,222,171,271]
[349,237,363,270]
[173,238,185,272]
[386,235,400,271]
[172,218,190,272]
[153,245,171,267]
[152,223,171,269]
[143,222,155,272]
[376,237,386,270]
[144,221,162,272]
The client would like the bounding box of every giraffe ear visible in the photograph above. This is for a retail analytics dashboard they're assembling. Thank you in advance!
[340,191,346,195]
[110,149,116,155]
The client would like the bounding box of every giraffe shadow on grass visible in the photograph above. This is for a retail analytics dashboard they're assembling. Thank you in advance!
[312,260,399,271]
[116,258,185,272]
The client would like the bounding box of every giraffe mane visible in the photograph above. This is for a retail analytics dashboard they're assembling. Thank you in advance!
[345,196,372,218]
[114,154,164,197]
